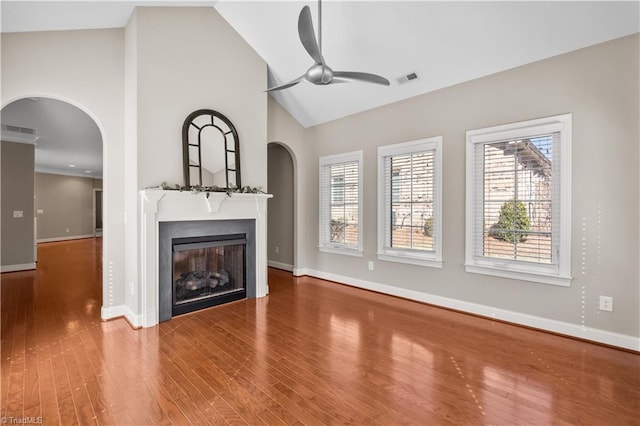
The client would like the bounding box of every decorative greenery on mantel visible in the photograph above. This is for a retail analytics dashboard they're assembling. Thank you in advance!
[147,182,265,197]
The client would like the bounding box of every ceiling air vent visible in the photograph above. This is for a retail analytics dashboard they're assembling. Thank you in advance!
[5,124,35,134]
[397,72,419,85]
[1,124,39,144]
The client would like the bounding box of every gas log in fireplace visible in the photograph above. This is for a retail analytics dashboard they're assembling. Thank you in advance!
[158,219,257,322]
[172,234,246,316]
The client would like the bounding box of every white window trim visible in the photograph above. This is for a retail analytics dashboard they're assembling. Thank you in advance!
[377,137,443,268]
[318,150,364,257]
[465,114,572,286]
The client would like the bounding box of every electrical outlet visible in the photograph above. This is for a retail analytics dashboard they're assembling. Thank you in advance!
[66,228,70,233]
[599,296,613,312]
[275,246,279,254]
[13,210,23,218]
[368,261,374,271]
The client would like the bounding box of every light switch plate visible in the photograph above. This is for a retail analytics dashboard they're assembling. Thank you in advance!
[13,210,23,218]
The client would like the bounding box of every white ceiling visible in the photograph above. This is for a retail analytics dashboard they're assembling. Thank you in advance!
[1,1,638,174]
[215,1,640,127]
[1,98,103,178]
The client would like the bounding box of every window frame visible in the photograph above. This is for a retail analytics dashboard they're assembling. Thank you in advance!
[377,137,443,268]
[465,114,572,286]
[318,150,364,257]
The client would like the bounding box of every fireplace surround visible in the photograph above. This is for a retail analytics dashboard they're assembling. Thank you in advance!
[172,233,246,314]
[159,220,255,321]
[139,189,271,327]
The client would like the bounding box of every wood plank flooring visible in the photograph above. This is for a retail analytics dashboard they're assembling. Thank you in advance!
[1,238,639,425]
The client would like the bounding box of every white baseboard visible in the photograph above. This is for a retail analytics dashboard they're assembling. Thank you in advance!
[1,263,36,273]
[293,267,310,277]
[301,268,639,352]
[101,305,141,328]
[268,260,294,272]
[38,234,94,243]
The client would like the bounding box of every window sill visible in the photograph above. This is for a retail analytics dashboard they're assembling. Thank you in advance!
[464,263,572,287]
[319,246,364,258]
[378,253,443,268]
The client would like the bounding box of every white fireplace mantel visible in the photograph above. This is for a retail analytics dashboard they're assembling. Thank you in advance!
[138,189,272,327]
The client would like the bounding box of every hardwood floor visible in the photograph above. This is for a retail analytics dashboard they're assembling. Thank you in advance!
[1,238,639,425]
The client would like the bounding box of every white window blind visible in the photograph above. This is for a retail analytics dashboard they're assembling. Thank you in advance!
[378,137,442,267]
[319,151,363,255]
[474,134,557,264]
[465,114,572,286]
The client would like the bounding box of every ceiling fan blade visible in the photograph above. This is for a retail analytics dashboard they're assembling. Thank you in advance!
[333,71,390,86]
[298,5,324,64]
[265,75,305,92]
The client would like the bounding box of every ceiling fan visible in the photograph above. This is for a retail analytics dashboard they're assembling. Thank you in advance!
[266,1,390,92]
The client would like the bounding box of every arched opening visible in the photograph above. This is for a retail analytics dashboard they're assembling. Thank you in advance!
[1,95,104,286]
[267,142,297,272]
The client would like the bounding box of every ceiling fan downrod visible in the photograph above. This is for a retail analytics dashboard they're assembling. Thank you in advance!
[318,0,322,55]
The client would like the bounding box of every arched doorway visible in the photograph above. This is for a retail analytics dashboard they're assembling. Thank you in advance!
[267,142,296,272]
[1,96,104,278]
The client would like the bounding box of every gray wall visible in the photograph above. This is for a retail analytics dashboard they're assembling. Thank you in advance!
[35,173,102,240]
[1,141,35,269]
[268,34,639,340]
[267,143,294,268]
[123,6,268,319]
[2,28,126,311]
[267,97,315,272]
[132,7,268,190]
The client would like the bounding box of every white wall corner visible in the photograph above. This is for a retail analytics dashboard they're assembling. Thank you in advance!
[101,304,142,328]
[292,267,310,277]
[268,260,294,272]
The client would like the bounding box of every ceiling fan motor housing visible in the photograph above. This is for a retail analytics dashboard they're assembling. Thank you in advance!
[306,64,334,85]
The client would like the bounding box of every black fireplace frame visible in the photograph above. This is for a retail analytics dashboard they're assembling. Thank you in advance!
[171,233,247,317]
[158,219,256,322]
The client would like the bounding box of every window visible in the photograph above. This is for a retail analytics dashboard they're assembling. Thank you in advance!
[465,114,572,286]
[319,151,363,256]
[378,137,443,267]
[331,176,344,204]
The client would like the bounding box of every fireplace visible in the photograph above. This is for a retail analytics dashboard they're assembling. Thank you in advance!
[125,190,270,328]
[172,234,246,316]
[158,218,257,322]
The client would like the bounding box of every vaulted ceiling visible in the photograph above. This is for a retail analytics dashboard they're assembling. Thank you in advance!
[2,1,638,175]
[216,1,639,127]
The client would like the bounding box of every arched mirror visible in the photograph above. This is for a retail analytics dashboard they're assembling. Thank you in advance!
[182,109,241,189]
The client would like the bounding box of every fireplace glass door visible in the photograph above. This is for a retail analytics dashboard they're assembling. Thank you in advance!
[172,234,246,316]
